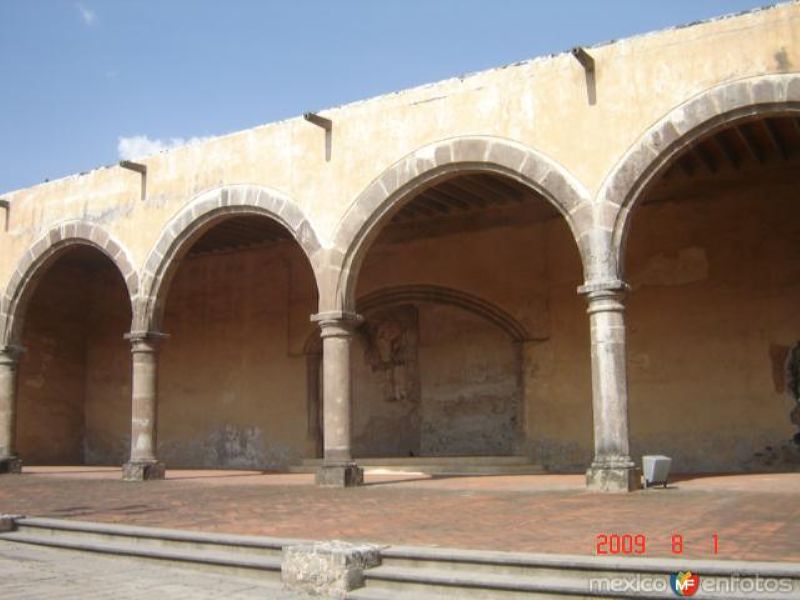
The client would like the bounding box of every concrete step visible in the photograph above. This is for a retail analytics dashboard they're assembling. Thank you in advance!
[301,455,537,466]
[347,589,447,600]
[8,516,292,558]
[291,455,546,475]
[289,464,546,475]
[370,546,800,599]
[3,518,798,599]
[0,518,292,581]
[361,563,798,599]
[361,565,653,599]
[0,530,282,581]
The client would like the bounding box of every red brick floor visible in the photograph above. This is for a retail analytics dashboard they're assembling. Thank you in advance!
[1,467,798,562]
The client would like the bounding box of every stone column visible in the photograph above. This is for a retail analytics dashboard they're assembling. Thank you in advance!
[580,283,640,492]
[0,346,24,474]
[311,312,363,487]
[306,352,323,458]
[122,332,166,481]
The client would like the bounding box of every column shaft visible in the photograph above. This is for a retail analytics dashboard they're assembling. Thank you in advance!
[305,352,323,458]
[322,330,353,462]
[583,287,640,492]
[123,332,166,481]
[312,313,363,487]
[0,346,23,474]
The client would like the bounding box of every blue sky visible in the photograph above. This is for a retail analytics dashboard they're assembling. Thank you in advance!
[0,0,776,193]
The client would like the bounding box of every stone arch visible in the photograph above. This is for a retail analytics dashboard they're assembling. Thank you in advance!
[357,284,532,343]
[598,73,800,280]
[0,220,139,347]
[135,185,322,332]
[324,136,590,313]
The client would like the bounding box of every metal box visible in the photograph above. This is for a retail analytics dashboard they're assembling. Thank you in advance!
[642,455,672,488]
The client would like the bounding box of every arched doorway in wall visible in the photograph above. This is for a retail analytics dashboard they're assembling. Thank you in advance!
[336,162,588,469]
[352,285,531,458]
[155,212,319,469]
[15,245,133,466]
[622,113,800,473]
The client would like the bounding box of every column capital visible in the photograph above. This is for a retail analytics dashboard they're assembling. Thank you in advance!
[124,331,168,353]
[0,345,25,365]
[311,311,363,338]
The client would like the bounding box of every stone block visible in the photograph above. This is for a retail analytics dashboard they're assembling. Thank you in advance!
[0,514,22,532]
[0,456,22,474]
[315,463,363,488]
[282,540,381,598]
[586,465,641,492]
[122,461,165,481]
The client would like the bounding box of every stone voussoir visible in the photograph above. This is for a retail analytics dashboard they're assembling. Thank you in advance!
[486,142,527,171]
[432,141,453,165]
[786,76,800,102]
[450,138,491,163]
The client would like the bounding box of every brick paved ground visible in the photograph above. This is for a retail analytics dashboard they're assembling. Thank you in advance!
[1,468,798,562]
[0,540,301,599]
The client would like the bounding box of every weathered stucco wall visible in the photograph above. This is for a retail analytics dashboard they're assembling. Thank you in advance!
[83,263,132,465]
[157,240,317,469]
[17,263,88,464]
[627,165,800,472]
[17,251,130,465]
[11,161,800,472]
[351,303,521,458]
[417,303,520,456]
[354,205,589,468]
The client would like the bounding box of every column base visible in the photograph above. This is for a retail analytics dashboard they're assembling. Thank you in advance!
[0,456,22,474]
[586,464,641,492]
[122,461,165,481]
[315,462,364,488]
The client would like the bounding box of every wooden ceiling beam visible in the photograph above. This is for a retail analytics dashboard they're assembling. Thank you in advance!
[711,132,740,170]
[478,175,526,202]
[674,154,695,178]
[390,208,419,223]
[734,124,765,164]
[694,143,718,174]
[417,193,452,215]
[442,179,492,207]
[453,176,514,205]
[424,187,473,211]
[762,119,789,160]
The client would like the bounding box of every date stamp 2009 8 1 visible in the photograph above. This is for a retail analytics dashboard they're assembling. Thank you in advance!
[595,533,719,556]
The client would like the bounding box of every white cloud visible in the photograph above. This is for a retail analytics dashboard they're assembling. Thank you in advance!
[76,3,97,26]
[117,135,212,160]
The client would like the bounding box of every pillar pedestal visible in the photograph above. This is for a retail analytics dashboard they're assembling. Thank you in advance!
[586,462,640,493]
[0,346,24,475]
[315,462,364,488]
[579,283,641,492]
[311,312,363,488]
[123,332,167,482]
[0,456,22,474]
[122,460,165,481]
